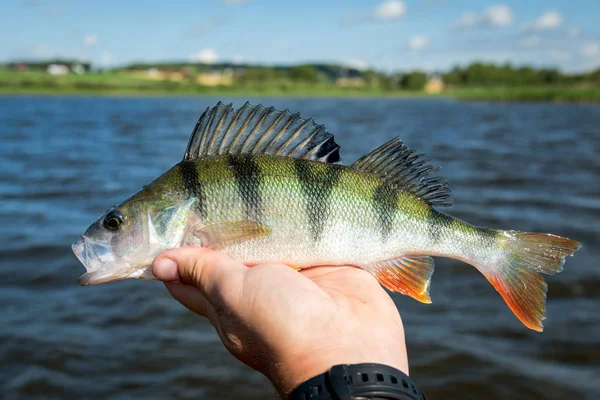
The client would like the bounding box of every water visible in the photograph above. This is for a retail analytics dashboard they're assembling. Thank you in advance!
[0,96,598,399]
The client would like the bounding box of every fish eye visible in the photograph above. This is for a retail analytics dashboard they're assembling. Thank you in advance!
[103,210,123,231]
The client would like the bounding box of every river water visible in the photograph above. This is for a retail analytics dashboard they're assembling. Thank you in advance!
[0,96,598,399]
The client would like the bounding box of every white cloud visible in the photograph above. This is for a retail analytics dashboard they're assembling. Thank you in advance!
[83,34,98,47]
[454,4,513,29]
[519,36,540,48]
[345,58,369,70]
[341,0,405,25]
[581,42,599,58]
[485,5,513,27]
[373,0,405,21]
[523,10,562,31]
[408,35,429,51]
[189,48,218,64]
[550,50,571,62]
[568,26,580,38]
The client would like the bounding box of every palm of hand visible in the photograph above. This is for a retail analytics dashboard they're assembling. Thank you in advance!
[157,249,408,395]
[207,264,408,394]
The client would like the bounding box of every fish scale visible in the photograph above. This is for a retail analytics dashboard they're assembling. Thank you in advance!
[73,101,581,332]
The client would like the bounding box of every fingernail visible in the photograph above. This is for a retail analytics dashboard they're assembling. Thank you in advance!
[153,258,179,281]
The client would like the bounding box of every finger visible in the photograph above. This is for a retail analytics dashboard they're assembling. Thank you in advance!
[164,282,215,320]
[153,257,181,282]
[153,247,247,307]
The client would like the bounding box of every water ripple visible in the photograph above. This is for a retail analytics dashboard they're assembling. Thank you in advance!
[0,96,598,399]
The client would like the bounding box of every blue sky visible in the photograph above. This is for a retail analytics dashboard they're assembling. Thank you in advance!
[3,0,599,72]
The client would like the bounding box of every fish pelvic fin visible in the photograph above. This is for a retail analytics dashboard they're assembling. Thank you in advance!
[184,102,340,164]
[483,231,581,332]
[352,138,452,207]
[362,256,435,304]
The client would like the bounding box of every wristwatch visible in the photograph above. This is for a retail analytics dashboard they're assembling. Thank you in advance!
[288,363,427,400]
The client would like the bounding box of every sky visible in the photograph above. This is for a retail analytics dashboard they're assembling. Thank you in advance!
[2,0,600,73]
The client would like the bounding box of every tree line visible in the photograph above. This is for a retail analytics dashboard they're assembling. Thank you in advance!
[124,61,600,90]
[4,59,599,91]
[442,62,600,87]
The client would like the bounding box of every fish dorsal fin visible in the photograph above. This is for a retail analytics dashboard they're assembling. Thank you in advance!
[183,101,340,163]
[352,138,453,207]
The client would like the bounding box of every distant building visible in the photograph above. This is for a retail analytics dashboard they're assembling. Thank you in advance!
[47,64,69,75]
[424,76,445,93]
[147,68,160,78]
[196,70,233,86]
[12,63,28,72]
[72,64,86,75]
[143,68,186,81]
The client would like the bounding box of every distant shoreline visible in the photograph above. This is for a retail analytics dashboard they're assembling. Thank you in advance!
[1,76,599,103]
[0,88,436,99]
[0,85,442,99]
[3,61,600,102]
[2,88,599,103]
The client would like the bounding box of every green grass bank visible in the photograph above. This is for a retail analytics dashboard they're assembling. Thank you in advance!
[1,69,599,102]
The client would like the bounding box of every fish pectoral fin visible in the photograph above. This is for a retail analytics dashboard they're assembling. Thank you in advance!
[361,256,435,304]
[195,221,271,250]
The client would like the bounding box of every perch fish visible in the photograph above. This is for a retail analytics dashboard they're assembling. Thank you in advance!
[72,102,581,331]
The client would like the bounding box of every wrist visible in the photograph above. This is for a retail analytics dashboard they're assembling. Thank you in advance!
[287,363,425,400]
[271,345,409,396]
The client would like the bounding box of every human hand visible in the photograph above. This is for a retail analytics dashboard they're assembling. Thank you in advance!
[152,247,409,396]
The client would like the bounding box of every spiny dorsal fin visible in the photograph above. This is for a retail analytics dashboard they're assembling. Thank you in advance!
[184,101,340,163]
[353,138,453,207]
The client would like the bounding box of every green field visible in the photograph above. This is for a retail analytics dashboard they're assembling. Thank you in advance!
[0,69,420,97]
[2,69,599,101]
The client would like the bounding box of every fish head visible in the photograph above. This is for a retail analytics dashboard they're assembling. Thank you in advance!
[73,185,195,285]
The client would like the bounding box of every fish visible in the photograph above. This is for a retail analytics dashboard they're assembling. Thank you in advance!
[73,101,581,331]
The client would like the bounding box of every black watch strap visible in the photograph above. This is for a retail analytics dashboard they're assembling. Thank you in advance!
[288,363,426,400]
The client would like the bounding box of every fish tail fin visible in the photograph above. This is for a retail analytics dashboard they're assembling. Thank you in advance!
[481,231,581,332]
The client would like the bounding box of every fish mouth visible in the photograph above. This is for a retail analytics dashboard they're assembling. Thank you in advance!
[78,269,134,285]
[72,236,153,286]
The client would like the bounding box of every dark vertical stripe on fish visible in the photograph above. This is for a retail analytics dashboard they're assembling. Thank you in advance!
[228,154,262,222]
[178,161,206,218]
[294,159,342,242]
[372,182,397,242]
[427,209,452,244]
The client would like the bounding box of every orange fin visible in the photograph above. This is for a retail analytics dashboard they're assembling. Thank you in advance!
[362,256,434,304]
[483,231,581,332]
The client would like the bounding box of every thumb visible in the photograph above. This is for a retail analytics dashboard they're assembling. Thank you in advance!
[152,246,248,305]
